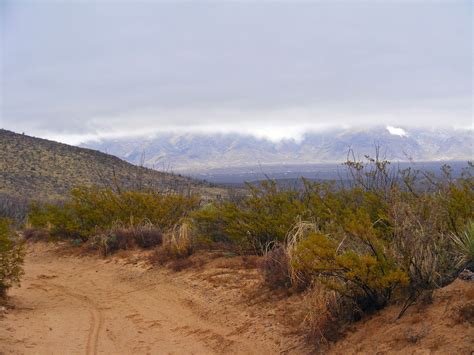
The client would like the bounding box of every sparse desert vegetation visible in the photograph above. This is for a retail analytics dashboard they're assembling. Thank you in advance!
[3,1,472,352]
[13,153,472,351]
[0,129,219,202]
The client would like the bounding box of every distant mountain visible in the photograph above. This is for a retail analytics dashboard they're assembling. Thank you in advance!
[81,127,473,172]
[0,129,214,201]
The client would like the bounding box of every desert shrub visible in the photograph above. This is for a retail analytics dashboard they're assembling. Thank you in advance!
[94,222,162,256]
[28,202,82,239]
[190,202,231,245]
[192,181,307,254]
[0,218,24,298]
[22,228,49,241]
[390,192,461,314]
[287,157,472,320]
[28,187,199,240]
[259,244,291,289]
[293,231,408,311]
[133,224,163,249]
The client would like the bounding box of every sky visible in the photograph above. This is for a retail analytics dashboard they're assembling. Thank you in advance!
[1,0,472,144]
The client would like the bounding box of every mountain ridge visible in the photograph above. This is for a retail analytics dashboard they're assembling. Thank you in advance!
[81,127,473,172]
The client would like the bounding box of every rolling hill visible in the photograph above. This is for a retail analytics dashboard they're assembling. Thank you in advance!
[0,129,215,201]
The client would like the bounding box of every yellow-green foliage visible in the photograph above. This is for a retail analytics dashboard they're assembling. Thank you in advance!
[192,181,307,254]
[0,218,24,297]
[28,187,200,240]
[293,232,408,309]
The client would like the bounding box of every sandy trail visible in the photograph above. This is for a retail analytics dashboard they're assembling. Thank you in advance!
[0,244,300,354]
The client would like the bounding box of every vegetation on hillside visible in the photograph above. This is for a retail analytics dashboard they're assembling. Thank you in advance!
[0,129,211,202]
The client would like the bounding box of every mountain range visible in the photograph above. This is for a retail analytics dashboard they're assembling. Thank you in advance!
[81,126,473,172]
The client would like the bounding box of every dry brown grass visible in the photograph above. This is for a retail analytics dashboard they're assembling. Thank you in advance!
[95,222,163,256]
[300,284,354,347]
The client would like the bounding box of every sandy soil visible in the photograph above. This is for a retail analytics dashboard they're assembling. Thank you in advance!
[0,244,307,354]
[329,279,474,354]
[1,243,472,354]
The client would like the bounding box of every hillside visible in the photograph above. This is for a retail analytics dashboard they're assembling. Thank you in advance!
[0,129,212,201]
[81,127,473,172]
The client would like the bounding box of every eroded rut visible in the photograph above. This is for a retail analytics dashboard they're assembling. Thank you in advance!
[0,244,297,354]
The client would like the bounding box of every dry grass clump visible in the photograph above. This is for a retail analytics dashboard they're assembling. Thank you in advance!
[301,284,355,346]
[259,220,316,289]
[150,220,194,266]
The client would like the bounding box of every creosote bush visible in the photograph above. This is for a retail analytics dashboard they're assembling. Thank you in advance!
[0,218,24,298]
[191,181,307,254]
[28,187,199,242]
[293,231,408,311]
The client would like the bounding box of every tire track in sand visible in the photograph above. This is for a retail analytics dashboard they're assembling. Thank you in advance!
[47,282,104,355]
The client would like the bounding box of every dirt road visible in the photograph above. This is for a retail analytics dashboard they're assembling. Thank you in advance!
[0,244,305,354]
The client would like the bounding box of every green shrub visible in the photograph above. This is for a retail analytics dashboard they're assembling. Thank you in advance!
[192,181,307,254]
[0,218,24,298]
[28,187,200,241]
[293,231,408,311]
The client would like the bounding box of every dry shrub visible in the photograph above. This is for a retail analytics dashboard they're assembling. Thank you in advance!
[22,228,49,241]
[390,195,461,317]
[301,284,355,346]
[95,222,162,256]
[133,223,163,249]
[259,245,291,289]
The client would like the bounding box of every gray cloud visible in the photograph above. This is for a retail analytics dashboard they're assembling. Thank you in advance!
[1,1,472,143]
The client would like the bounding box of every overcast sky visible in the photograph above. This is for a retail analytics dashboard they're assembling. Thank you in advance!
[1,0,472,144]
